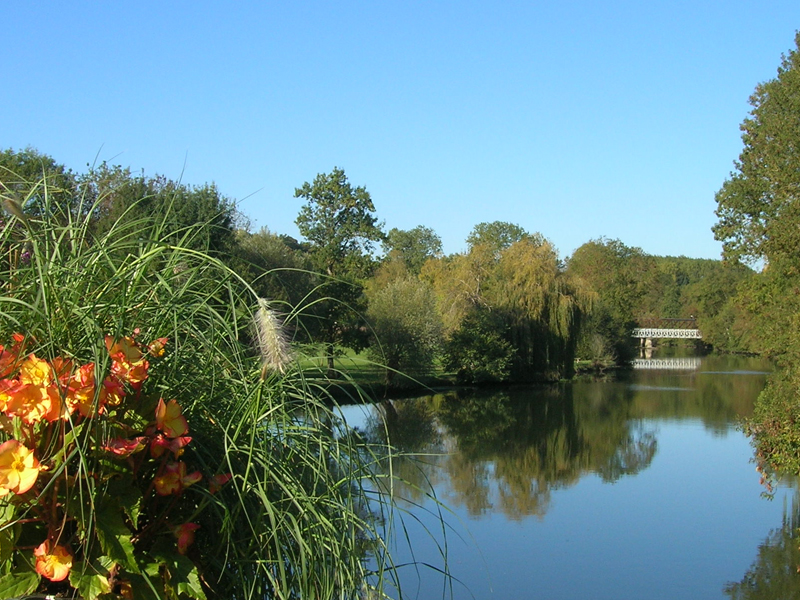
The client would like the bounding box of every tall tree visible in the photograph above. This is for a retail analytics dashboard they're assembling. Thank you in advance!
[566,238,657,363]
[295,167,384,278]
[713,32,800,265]
[294,168,385,371]
[466,221,531,256]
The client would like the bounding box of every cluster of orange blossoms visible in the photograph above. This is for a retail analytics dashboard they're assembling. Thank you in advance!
[0,332,227,583]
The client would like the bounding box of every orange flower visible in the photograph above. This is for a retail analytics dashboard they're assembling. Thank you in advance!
[4,382,62,423]
[155,399,189,438]
[148,337,168,357]
[105,335,143,363]
[154,461,202,496]
[150,433,192,458]
[34,541,73,582]
[174,522,200,554]
[0,439,40,496]
[18,355,52,386]
[0,378,17,412]
[100,376,126,407]
[67,363,99,417]
[106,335,149,387]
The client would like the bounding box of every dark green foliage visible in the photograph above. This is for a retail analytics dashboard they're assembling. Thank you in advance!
[0,147,78,219]
[444,309,515,384]
[82,163,238,255]
[295,167,384,278]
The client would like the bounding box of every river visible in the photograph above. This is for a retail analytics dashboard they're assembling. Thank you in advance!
[339,354,800,600]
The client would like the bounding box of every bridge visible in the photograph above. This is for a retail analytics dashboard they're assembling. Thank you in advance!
[632,318,702,343]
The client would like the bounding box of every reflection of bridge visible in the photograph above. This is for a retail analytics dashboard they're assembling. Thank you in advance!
[632,318,702,342]
[632,357,702,370]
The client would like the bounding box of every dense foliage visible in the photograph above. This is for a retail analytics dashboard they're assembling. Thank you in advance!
[711,33,800,484]
[0,175,408,599]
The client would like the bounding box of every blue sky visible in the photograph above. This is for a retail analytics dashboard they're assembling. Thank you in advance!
[4,2,800,260]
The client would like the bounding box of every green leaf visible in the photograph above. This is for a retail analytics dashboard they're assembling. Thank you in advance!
[69,569,111,600]
[0,571,39,598]
[126,571,165,600]
[0,498,16,524]
[51,421,85,467]
[0,527,15,567]
[151,541,206,600]
[95,505,139,573]
[107,478,143,529]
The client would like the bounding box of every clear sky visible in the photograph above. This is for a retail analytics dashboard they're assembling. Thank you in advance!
[4,2,800,260]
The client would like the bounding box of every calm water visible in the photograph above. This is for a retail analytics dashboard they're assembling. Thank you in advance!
[340,355,800,600]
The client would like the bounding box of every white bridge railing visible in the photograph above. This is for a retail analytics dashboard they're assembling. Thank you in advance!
[632,357,702,370]
[631,328,702,339]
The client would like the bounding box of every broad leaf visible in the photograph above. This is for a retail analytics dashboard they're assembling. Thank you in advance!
[96,505,139,573]
[0,571,39,598]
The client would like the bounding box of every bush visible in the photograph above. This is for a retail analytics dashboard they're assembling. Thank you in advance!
[0,177,408,599]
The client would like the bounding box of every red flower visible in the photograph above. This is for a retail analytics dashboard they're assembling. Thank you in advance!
[154,461,202,496]
[104,437,148,457]
[174,522,200,554]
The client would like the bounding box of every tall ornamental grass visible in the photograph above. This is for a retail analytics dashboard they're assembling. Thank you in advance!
[0,175,409,599]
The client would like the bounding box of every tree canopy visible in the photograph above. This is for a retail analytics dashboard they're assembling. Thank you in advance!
[713,32,800,265]
[295,167,384,278]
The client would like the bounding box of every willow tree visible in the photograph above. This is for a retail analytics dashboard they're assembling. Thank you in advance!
[422,228,588,381]
[488,237,589,379]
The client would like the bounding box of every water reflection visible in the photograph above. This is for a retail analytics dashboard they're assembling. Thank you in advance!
[725,493,800,599]
[345,355,787,599]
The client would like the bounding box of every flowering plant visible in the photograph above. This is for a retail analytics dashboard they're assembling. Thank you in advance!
[0,331,227,599]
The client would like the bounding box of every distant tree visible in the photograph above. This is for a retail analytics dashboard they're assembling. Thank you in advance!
[466,221,531,256]
[366,277,443,385]
[566,238,656,363]
[81,163,238,255]
[231,227,314,308]
[0,147,77,218]
[382,225,442,274]
[294,168,385,371]
[295,167,384,278]
[444,308,514,384]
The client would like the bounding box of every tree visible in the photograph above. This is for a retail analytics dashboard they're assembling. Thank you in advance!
[566,238,656,363]
[366,277,443,385]
[81,163,239,255]
[0,147,78,219]
[295,167,384,278]
[466,221,531,256]
[713,32,800,265]
[382,225,442,274]
[294,168,385,371]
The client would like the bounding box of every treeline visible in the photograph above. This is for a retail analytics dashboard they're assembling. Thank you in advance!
[1,148,751,386]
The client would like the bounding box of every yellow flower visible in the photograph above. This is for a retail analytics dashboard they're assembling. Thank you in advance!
[34,541,73,582]
[0,439,40,496]
[155,399,189,438]
[18,355,52,386]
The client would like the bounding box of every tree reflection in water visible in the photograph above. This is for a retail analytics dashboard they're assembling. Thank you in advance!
[362,381,660,520]
[725,491,800,599]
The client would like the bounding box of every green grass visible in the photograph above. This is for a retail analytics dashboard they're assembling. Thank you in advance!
[0,177,445,599]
